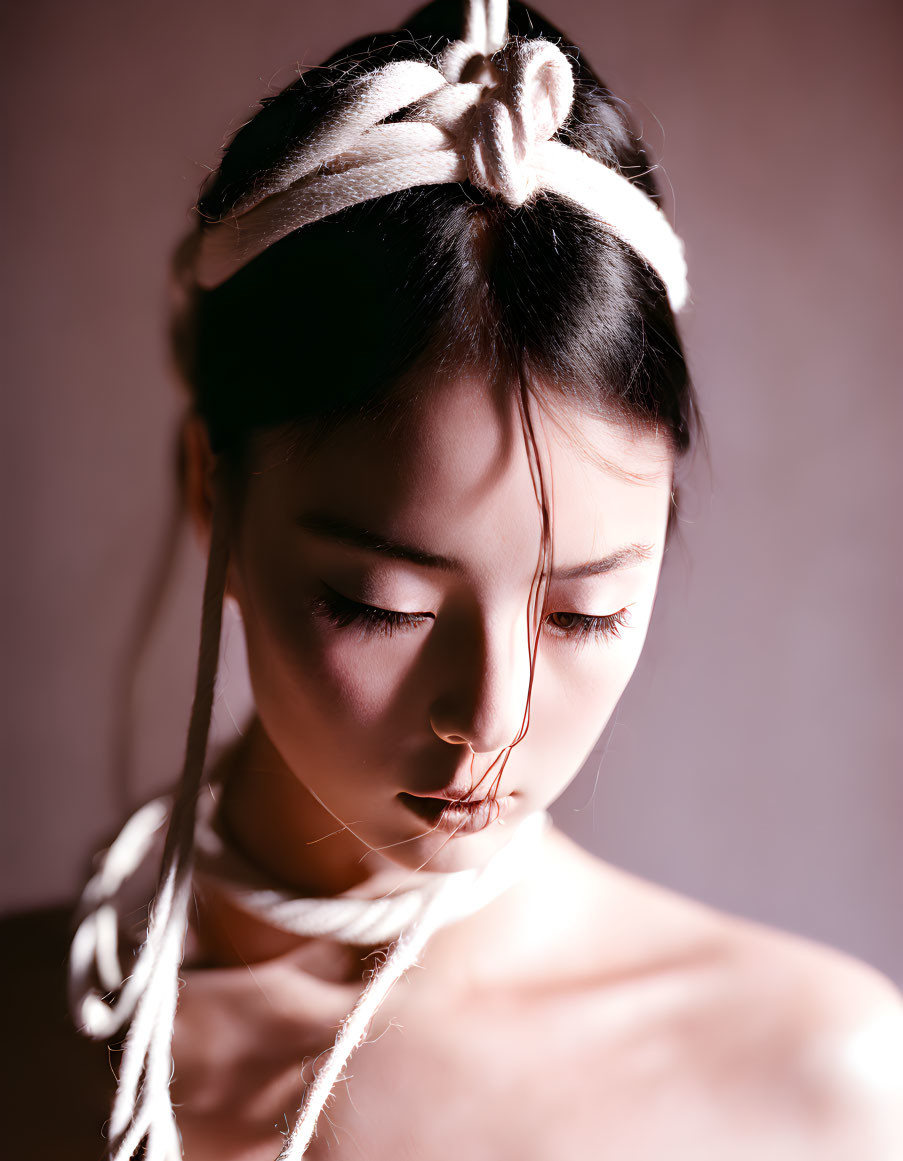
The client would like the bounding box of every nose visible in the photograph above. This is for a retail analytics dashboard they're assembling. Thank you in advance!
[428,608,532,754]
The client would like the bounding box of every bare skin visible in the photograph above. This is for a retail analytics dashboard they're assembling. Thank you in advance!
[168,728,903,1161]
[72,374,901,1161]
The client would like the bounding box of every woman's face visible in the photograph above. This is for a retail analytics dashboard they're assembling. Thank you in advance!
[226,376,674,872]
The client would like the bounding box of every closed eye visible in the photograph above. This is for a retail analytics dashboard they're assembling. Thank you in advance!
[311,585,433,638]
[312,585,634,646]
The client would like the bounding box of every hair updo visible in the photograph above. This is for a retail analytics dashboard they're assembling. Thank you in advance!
[72,6,703,1159]
[170,0,699,492]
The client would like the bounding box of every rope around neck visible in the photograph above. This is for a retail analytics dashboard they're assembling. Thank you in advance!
[69,3,680,1156]
[194,0,689,311]
[66,399,548,1161]
[192,784,550,946]
[70,784,550,1159]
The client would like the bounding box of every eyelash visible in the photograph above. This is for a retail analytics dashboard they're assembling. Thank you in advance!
[543,608,632,644]
[312,587,632,644]
[311,589,432,637]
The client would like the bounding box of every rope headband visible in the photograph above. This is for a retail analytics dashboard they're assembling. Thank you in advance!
[195,0,689,311]
[69,6,690,1159]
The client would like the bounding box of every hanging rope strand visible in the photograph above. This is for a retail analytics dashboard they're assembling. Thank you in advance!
[278,872,489,1159]
[72,791,548,1159]
[69,3,682,1159]
[89,491,230,1161]
[72,782,548,1158]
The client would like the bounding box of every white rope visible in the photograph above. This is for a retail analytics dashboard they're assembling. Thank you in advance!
[70,494,231,1160]
[192,785,549,945]
[194,1,689,310]
[69,797,170,1037]
[463,0,508,56]
[70,786,549,1158]
[71,5,679,1157]
[276,874,475,1160]
[441,0,508,82]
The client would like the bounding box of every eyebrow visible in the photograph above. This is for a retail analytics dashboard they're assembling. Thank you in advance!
[553,543,655,579]
[296,512,654,579]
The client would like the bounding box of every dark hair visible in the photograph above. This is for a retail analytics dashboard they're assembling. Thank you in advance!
[165,0,703,810]
[170,0,699,481]
[74,15,703,1151]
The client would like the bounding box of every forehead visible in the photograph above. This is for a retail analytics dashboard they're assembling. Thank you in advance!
[245,377,674,572]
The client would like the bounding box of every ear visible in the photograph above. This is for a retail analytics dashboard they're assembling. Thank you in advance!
[181,412,218,546]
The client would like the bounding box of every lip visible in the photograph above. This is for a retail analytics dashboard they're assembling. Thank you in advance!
[397,791,515,835]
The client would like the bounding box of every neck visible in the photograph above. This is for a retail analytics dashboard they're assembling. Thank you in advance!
[190,716,559,982]
[219,715,426,897]
[189,717,437,968]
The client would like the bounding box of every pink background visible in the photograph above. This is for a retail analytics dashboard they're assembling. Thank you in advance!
[3,0,901,983]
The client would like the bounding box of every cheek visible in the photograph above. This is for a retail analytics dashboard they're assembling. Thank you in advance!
[521,608,658,786]
[237,561,424,740]
[534,643,639,740]
[303,630,429,728]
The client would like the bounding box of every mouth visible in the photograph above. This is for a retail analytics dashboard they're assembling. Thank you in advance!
[397,791,515,835]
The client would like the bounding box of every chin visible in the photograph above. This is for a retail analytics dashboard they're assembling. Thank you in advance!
[383,813,521,875]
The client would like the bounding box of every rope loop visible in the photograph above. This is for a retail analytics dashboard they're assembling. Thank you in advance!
[440,0,508,82]
[463,38,574,205]
[193,0,688,310]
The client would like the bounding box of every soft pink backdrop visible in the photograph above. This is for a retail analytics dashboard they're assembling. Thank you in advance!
[3,0,901,982]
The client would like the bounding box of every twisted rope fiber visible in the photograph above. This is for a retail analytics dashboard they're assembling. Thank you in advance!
[191,785,548,946]
[70,2,682,1156]
[194,1,688,309]
[73,766,548,1159]
[272,818,548,1160]
[81,490,231,1161]
[71,485,548,1159]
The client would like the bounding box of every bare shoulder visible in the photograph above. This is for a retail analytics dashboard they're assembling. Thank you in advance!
[712,905,903,1158]
[546,829,903,1159]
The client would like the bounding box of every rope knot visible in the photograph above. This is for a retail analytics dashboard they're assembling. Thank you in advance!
[192,0,689,310]
[457,39,575,206]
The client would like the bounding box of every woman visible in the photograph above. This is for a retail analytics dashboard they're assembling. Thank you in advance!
[65,1,903,1158]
